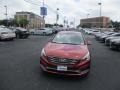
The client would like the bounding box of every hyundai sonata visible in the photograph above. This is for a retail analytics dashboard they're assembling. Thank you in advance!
[40,31,91,76]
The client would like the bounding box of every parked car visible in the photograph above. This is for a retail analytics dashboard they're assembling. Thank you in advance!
[29,29,35,35]
[14,28,30,39]
[99,32,115,43]
[105,33,120,46]
[0,27,16,40]
[109,38,120,50]
[85,30,93,35]
[32,28,53,35]
[40,31,91,76]
[94,33,105,41]
[91,30,100,35]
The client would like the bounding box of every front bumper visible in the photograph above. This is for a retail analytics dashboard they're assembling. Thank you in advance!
[0,35,15,40]
[19,33,30,38]
[111,42,120,48]
[40,57,90,76]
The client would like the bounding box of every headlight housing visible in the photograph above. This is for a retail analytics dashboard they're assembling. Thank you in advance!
[41,49,46,57]
[82,52,90,61]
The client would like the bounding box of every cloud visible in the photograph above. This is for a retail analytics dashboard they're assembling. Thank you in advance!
[0,0,120,25]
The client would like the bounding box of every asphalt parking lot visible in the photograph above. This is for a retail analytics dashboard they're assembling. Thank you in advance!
[0,35,120,90]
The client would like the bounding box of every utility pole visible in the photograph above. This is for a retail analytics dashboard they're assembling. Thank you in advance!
[73,17,75,28]
[56,8,59,25]
[63,16,66,27]
[98,0,102,32]
[42,0,45,19]
[4,5,8,27]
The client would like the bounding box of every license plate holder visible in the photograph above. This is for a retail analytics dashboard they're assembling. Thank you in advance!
[57,66,67,71]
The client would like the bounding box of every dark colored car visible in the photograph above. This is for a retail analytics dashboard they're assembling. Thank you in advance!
[15,28,30,39]
[110,38,120,50]
[99,32,115,43]
[105,33,120,46]
[40,31,91,76]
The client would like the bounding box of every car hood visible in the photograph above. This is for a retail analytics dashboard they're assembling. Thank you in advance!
[44,42,89,59]
[0,28,12,33]
[106,36,115,40]
[111,38,120,42]
[110,37,120,40]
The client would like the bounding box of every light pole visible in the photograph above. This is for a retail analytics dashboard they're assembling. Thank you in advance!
[42,0,45,19]
[98,0,102,31]
[4,5,8,26]
[73,17,75,28]
[63,16,66,27]
[56,8,59,25]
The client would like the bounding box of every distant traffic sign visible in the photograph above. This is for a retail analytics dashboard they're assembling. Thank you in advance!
[40,7,47,16]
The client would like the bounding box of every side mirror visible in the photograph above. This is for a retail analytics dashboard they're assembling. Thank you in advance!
[87,41,92,45]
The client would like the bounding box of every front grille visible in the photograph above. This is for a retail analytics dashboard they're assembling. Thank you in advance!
[48,57,79,65]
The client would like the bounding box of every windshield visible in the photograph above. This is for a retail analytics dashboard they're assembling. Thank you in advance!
[52,33,85,45]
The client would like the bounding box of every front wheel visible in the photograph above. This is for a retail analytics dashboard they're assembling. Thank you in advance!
[16,34,20,39]
[43,32,46,36]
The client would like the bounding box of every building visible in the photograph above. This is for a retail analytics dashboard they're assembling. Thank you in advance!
[15,11,45,29]
[80,16,111,28]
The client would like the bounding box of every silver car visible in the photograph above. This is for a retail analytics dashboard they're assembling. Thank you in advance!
[0,28,16,40]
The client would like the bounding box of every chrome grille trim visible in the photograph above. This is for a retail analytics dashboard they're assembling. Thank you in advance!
[48,57,79,65]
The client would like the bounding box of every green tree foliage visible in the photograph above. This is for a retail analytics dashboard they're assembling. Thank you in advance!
[18,18,29,28]
[111,20,120,31]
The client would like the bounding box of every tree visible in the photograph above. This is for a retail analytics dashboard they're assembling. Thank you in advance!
[59,24,63,27]
[45,24,53,28]
[111,20,120,32]
[18,18,29,28]
[0,19,19,27]
[0,19,8,26]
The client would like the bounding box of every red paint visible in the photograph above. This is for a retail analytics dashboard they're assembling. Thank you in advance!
[40,31,91,76]
[45,42,88,59]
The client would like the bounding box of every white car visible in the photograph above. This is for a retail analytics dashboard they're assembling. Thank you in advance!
[0,28,16,40]
[32,28,53,35]
[85,30,93,34]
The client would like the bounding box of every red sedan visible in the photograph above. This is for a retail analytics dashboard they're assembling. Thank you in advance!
[40,31,91,76]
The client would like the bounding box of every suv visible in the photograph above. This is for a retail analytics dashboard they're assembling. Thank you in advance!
[14,28,30,39]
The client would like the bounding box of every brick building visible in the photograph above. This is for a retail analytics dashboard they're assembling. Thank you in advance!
[80,16,111,28]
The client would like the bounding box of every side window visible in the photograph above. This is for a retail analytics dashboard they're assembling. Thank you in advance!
[115,34,120,36]
[116,34,120,36]
[40,29,45,30]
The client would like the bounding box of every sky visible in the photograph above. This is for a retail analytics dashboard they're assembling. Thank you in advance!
[0,0,120,26]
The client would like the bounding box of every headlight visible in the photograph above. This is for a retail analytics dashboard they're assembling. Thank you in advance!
[41,49,46,56]
[82,52,90,61]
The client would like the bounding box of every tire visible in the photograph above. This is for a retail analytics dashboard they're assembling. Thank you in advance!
[110,43,117,50]
[16,34,20,39]
[24,35,29,39]
[31,32,34,35]
[43,32,46,36]
[10,38,14,41]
